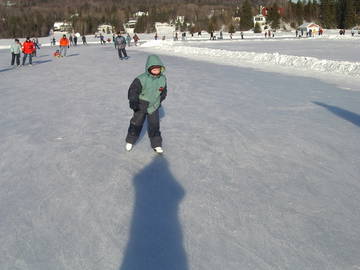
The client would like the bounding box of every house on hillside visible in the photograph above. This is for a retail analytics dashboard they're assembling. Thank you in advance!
[53,22,72,32]
[253,14,267,30]
[134,11,148,17]
[261,6,285,17]
[297,22,321,36]
[3,0,16,6]
[97,24,114,34]
[124,19,137,34]
[155,22,175,38]
[176,16,185,24]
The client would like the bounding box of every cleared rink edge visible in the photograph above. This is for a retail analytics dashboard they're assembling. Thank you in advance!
[141,40,360,78]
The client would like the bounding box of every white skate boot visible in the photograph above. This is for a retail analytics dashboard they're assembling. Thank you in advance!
[153,147,164,154]
[125,143,133,151]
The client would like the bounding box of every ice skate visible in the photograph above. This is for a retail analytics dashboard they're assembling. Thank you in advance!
[125,143,133,151]
[153,147,163,154]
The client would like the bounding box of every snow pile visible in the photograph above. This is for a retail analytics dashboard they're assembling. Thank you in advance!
[142,40,360,77]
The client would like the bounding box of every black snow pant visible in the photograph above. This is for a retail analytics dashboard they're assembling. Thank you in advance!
[117,48,128,59]
[22,53,32,65]
[126,108,162,148]
[11,53,20,66]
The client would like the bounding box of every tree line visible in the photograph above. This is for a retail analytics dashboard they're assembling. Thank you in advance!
[0,0,359,38]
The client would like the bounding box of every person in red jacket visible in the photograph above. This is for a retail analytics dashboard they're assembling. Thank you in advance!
[22,37,35,66]
[59,34,69,57]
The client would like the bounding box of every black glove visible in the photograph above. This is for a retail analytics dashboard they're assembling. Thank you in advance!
[129,101,139,112]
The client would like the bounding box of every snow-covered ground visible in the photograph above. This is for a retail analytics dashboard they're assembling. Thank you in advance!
[176,38,360,62]
[1,36,360,270]
[141,37,360,78]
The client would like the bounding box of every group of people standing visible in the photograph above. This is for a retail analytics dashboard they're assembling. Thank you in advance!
[10,31,139,65]
[51,34,72,58]
[264,30,274,38]
[295,28,324,38]
[10,37,39,67]
[112,33,139,47]
[51,34,87,47]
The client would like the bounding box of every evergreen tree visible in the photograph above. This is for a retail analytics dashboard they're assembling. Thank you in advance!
[135,15,148,33]
[320,0,336,28]
[207,15,218,32]
[254,22,262,32]
[312,0,320,22]
[240,0,253,31]
[180,21,187,31]
[284,0,296,23]
[295,0,304,25]
[337,0,356,28]
[304,0,312,22]
[228,24,235,33]
[267,3,281,30]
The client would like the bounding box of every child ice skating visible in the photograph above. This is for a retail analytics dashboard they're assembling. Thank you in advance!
[53,49,61,58]
[125,55,167,153]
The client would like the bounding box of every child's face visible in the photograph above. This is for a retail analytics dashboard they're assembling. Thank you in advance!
[150,67,161,75]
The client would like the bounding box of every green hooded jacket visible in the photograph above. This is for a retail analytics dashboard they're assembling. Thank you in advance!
[136,55,167,114]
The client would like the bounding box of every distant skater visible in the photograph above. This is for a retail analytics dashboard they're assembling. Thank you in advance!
[133,34,139,46]
[59,34,69,57]
[115,32,128,60]
[126,33,131,47]
[82,35,87,45]
[73,35,78,46]
[10,39,22,66]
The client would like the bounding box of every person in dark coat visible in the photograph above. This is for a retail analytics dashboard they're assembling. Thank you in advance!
[81,35,87,45]
[115,32,128,60]
[133,34,139,46]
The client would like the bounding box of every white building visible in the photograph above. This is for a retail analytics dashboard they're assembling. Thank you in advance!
[53,22,72,32]
[155,22,176,38]
[134,11,148,17]
[253,14,266,30]
[124,19,137,34]
[3,0,16,7]
[176,16,185,24]
[297,22,321,35]
[97,24,114,34]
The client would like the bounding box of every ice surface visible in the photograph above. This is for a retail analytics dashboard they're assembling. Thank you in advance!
[1,39,360,270]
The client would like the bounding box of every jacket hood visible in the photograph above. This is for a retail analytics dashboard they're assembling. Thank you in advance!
[145,55,165,74]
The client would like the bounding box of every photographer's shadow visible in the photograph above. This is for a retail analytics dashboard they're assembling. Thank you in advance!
[120,156,188,270]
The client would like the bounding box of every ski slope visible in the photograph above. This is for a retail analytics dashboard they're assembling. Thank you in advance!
[1,39,360,270]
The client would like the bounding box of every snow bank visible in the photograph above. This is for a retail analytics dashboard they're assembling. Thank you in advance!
[142,40,360,77]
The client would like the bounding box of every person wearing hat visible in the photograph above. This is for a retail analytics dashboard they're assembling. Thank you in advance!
[125,55,167,153]
[115,32,128,60]
[22,37,35,66]
[59,34,69,57]
[10,39,22,66]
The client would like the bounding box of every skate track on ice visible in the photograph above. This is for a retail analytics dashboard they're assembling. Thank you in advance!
[1,44,360,270]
